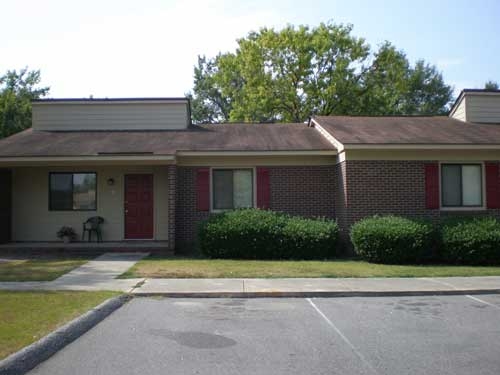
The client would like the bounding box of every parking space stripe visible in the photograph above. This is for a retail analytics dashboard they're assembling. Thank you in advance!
[306,298,379,375]
[466,295,500,310]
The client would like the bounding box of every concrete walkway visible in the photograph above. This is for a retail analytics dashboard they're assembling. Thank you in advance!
[1,253,499,296]
[131,276,500,297]
[0,253,147,292]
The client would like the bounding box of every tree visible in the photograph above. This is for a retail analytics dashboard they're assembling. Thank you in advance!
[360,43,452,115]
[187,55,235,123]
[484,80,499,90]
[0,68,49,138]
[360,42,410,115]
[188,23,454,123]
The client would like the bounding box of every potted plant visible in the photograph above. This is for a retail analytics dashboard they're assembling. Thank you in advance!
[57,226,77,243]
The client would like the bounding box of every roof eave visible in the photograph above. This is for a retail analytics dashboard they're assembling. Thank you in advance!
[176,150,337,156]
[343,144,500,150]
[32,97,189,105]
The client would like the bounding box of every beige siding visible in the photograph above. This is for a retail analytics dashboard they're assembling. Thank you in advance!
[450,96,467,122]
[32,102,189,131]
[12,166,169,241]
[466,95,500,123]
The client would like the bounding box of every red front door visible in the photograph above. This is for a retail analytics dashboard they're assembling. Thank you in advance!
[125,174,154,239]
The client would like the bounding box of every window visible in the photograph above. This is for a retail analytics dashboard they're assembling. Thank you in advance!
[441,164,482,207]
[49,173,97,211]
[212,169,253,210]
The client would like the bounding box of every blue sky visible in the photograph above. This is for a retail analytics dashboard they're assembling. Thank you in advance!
[1,0,498,99]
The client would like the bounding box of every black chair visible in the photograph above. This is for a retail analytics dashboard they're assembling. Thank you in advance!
[82,216,104,242]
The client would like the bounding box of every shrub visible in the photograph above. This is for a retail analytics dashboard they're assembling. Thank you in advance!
[350,215,434,264]
[198,209,338,259]
[440,217,500,265]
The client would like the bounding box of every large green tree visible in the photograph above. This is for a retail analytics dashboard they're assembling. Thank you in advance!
[484,80,499,90]
[0,68,49,138]
[188,23,453,123]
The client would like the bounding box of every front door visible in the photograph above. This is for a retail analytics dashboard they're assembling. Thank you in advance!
[0,170,11,243]
[125,174,154,239]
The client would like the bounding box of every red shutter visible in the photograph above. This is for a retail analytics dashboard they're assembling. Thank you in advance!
[196,168,210,211]
[256,167,270,209]
[424,163,439,209]
[485,162,500,209]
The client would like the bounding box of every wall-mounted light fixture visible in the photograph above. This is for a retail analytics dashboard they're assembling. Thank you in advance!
[107,178,115,186]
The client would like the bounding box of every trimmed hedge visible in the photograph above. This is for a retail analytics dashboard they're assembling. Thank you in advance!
[198,209,338,259]
[440,217,500,265]
[350,215,434,264]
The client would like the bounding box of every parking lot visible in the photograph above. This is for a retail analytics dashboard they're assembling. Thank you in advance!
[28,295,500,375]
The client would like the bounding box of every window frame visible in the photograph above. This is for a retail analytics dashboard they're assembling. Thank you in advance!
[210,167,256,212]
[439,162,485,210]
[49,172,98,211]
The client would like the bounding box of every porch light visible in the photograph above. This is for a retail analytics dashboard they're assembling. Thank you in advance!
[107,178,115,186]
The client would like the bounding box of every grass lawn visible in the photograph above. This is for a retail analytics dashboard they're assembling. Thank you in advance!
[120,256,500,279]
[0,255,91,282]
[0,291,119,360]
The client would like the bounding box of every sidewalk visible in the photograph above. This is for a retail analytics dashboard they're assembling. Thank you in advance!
[131,276,500,297]
[0,252,147,292]
[1,252,499,296]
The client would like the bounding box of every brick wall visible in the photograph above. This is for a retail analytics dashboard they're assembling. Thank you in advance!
[176,161,500,250]
[268,166,335,218]
[166,165,176,250]
[175,167,210,247]
[336,160,500,236]
[175,165,336,247]
[333,161,348,232]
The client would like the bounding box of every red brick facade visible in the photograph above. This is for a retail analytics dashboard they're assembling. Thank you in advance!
[175,166,335,247]
[166,165,176,250]
[174,160,500,250]
[267,166,335,218]
[175,167,210,248]
[335,160,500,239]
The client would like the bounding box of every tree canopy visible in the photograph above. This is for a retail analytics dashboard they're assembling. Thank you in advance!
[484,80,499,90]
[188,23,454,123]
[0,68,49,138]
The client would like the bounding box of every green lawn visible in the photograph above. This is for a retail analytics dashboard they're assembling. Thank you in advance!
[0,256,91,281]
[0,291,119,360]
[120,256,500,279]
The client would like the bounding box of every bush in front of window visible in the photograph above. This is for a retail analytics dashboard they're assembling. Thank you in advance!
[198,209,338,259]
[280,216,339,259]
[350,215,434,264]
[440,217,500,265]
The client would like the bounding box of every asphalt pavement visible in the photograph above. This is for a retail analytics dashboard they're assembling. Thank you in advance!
[26,294,500,375]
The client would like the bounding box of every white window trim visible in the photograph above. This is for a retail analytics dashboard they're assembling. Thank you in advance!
[438,161,486,211]
[209,167,257,213]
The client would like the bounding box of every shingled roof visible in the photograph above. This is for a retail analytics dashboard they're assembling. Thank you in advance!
[313,116,500,145]
[0,123,334,157]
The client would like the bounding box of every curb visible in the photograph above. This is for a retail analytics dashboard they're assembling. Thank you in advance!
[0,295,129,375]
[132,289,500,298]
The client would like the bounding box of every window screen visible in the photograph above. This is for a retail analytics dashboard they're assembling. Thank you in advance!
[212,169,253,210]
[50,173,97,211]
[441,164,482,207]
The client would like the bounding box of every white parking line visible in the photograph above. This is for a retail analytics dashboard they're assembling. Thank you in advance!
[306,298,379,375]
[466,295,500,310]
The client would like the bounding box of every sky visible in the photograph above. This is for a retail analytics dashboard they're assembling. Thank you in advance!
[1,0,498,99]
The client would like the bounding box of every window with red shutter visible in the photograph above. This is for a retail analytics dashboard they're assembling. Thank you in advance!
[424,163,439,209]
[196,168,210,211]
[485,162,500,209]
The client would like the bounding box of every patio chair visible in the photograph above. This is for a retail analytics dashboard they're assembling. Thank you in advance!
[82,216,104,242]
